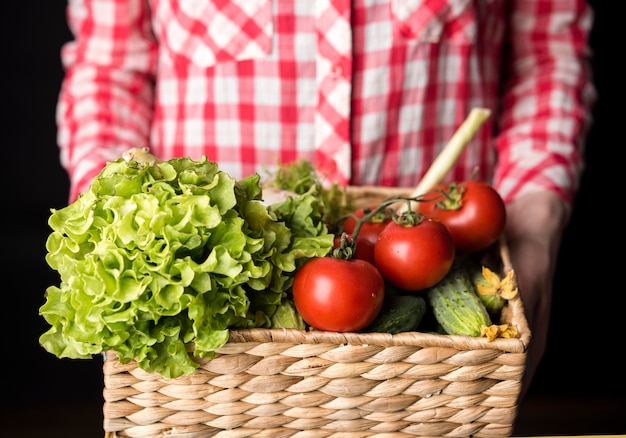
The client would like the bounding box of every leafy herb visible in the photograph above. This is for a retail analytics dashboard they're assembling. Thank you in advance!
[40,156,333,378]
[264,159,353,232]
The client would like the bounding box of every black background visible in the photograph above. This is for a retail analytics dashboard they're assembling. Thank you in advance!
[1,0,624,433]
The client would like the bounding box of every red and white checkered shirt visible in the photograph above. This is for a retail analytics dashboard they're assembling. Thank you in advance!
[57,0,596,205]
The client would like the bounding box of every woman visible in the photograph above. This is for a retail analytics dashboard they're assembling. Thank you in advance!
[56,0,596,399]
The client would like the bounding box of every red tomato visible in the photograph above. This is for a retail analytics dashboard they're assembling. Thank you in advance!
[416,181,506,253]
[333,234,376,266]
[342,206,392,245]
[374,216,455,290]
[293,257,385,332]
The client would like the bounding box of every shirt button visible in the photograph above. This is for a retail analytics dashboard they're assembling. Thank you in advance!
[331,64,342,78]
[399,24,414,38]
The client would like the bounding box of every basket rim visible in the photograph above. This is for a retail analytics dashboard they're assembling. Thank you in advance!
[226,325,528,354]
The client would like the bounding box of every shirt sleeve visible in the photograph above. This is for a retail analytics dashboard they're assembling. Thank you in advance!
[492,0,597,209]
[56,0,158,202]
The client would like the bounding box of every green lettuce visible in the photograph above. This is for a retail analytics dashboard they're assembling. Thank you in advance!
[40,156,333,378]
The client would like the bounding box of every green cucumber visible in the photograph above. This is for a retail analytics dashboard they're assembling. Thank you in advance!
[426,260,492,337]
[364,293,427,334]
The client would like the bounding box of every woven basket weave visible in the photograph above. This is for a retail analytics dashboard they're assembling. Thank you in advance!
[102,186,531,438]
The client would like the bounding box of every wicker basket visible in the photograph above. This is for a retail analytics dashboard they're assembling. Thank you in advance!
[102,186,531,438]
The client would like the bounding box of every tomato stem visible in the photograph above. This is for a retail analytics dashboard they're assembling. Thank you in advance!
[393,210,424,226]
[333,232,357,260]
[341,194,431,243]
[434,182,465,210]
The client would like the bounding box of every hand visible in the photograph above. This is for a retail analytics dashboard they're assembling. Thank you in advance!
[504,191,569,401]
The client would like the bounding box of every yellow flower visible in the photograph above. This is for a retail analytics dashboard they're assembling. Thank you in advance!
[476,267,518,300]
[480,323,519,341]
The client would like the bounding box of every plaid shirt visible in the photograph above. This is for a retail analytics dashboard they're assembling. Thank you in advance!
[57,0,595,205]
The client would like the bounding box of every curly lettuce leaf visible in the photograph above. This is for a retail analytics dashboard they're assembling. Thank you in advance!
[40,156,332,378]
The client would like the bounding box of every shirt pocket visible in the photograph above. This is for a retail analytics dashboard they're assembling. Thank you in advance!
[154,0,273,68]
[390,0,477,43]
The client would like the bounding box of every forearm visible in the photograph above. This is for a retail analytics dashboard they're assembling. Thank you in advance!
[493,0,596,209]
[504,190,569,310]
[57,0,157,201]
[57,66,155,200]
[504,190,569,399]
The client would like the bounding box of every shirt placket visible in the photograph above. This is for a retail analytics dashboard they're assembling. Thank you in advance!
[315,0,353,185]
